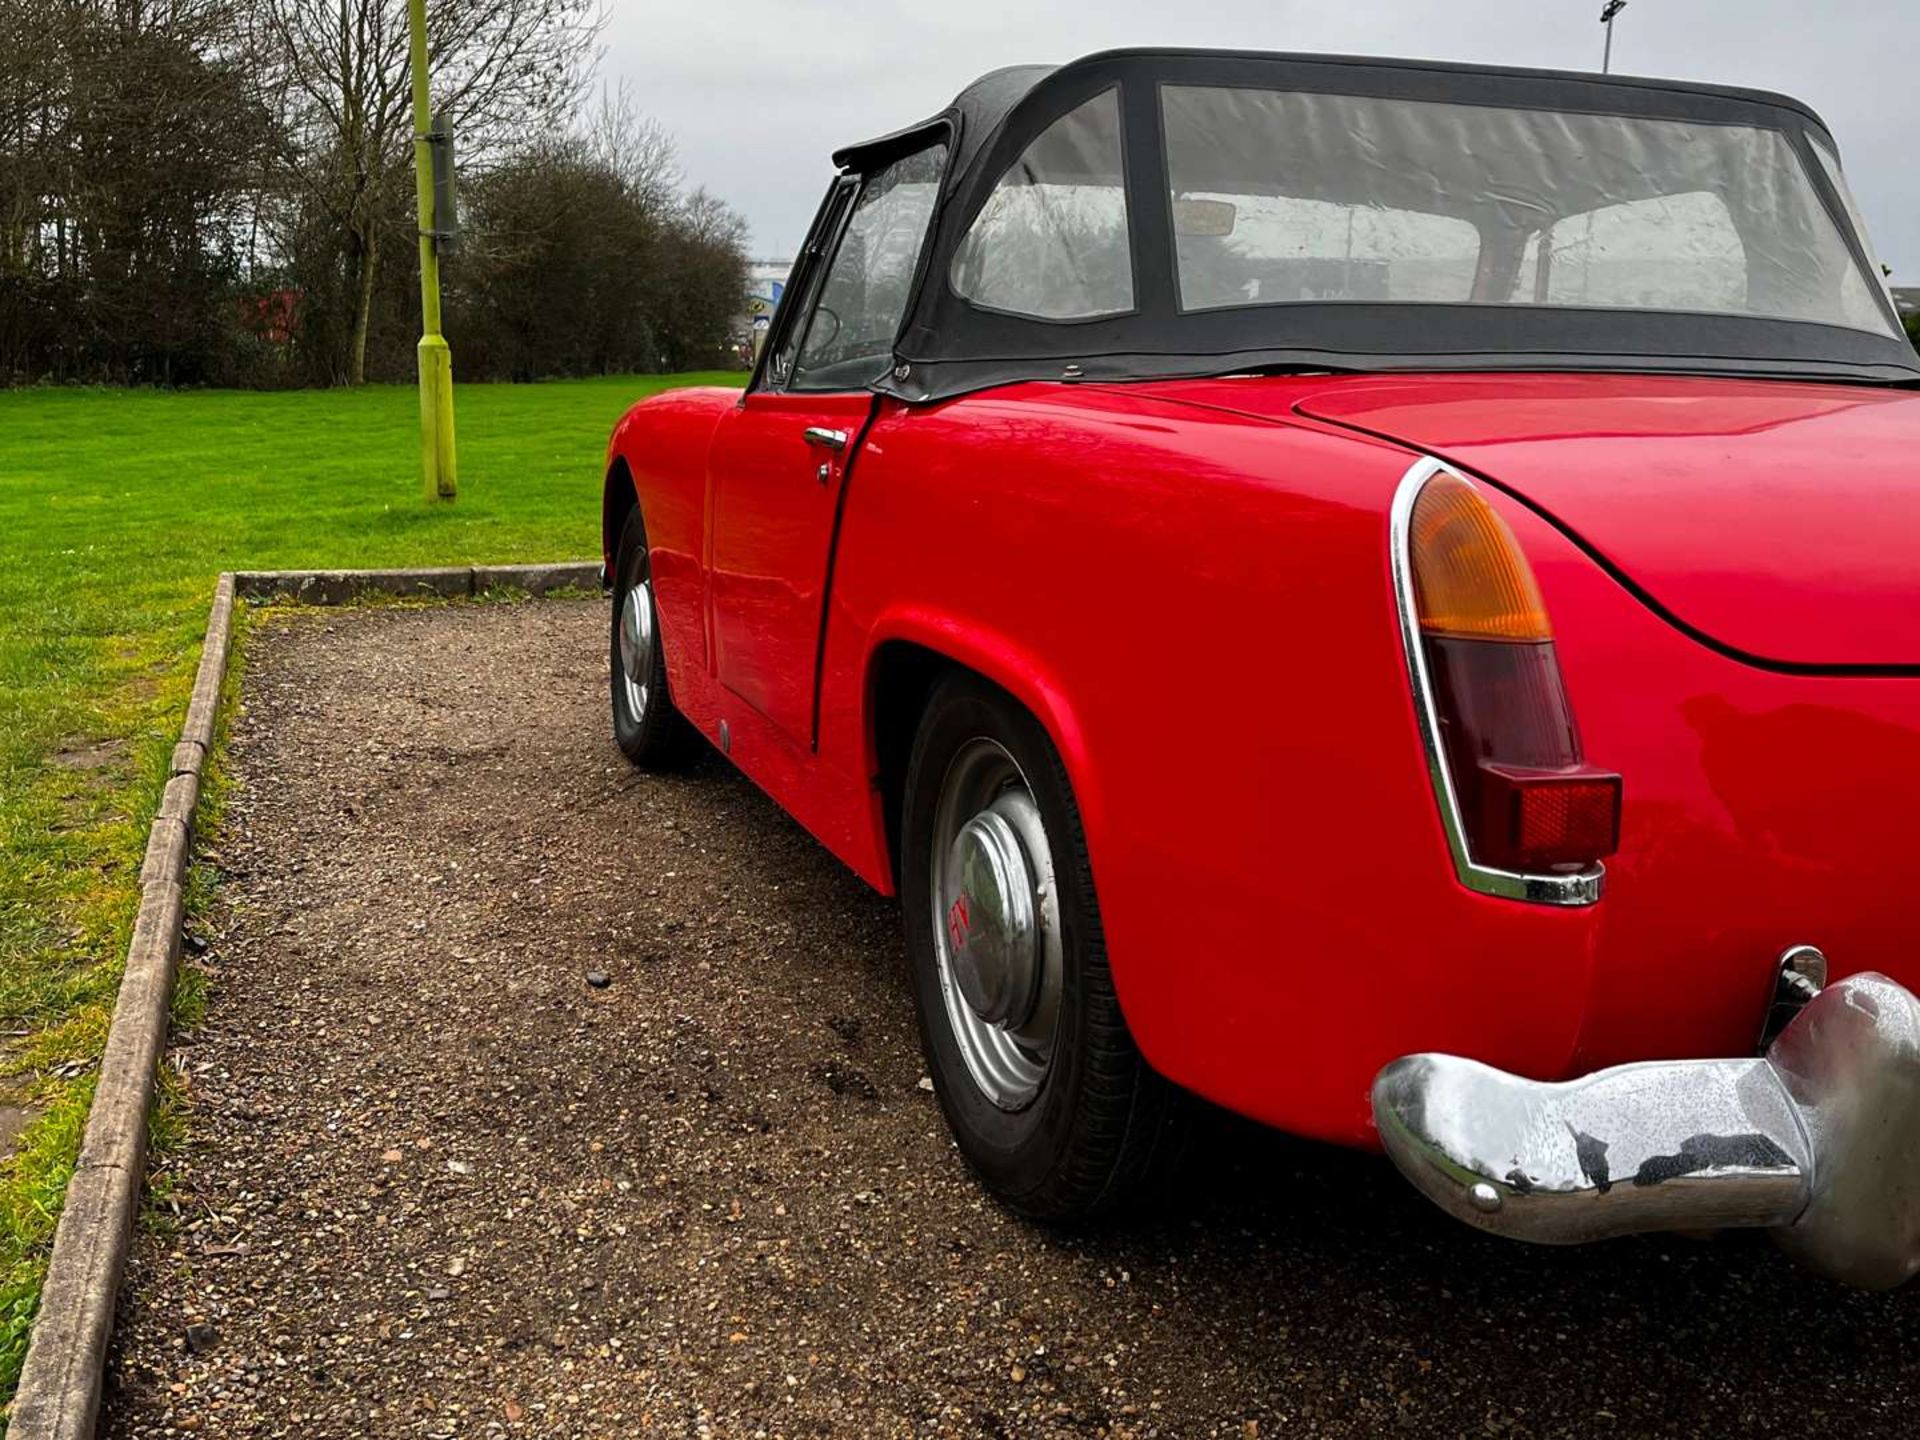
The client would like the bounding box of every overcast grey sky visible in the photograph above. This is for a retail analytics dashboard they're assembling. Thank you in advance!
[600,0,1919,278]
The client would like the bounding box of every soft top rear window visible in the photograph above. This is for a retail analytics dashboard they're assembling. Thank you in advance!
[1161,85,1899,338]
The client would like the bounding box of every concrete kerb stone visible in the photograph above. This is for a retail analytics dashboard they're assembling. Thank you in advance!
[169,739,206,779]
[8,561,600,1440]
[234,565,471,605]
[7,565,228,1440]
[470,561,602,597]
[233,561,600,606]
[179,580,231,754]
[75,880,185,1180]
[4,1164,139,1440]
[158,771,200,829]
[136,817,191,890]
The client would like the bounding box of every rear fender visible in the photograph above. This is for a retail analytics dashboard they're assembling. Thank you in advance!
[862,606,1105,875]
[822,383,1598,1144]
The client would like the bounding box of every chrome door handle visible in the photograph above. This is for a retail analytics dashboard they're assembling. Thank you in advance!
[802,426,849,452]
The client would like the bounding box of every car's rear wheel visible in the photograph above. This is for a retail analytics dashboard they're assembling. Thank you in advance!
[609,507,684,766]
[900,675,1190,1220]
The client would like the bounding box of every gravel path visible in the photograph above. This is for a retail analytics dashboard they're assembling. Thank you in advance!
[103,599,1917,1438]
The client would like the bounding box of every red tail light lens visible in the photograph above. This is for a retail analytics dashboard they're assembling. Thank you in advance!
[1423,635,1621,869]
[1406,471,1621,878]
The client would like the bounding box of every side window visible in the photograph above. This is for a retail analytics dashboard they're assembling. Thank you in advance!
[950,89,1134,320]
[791,144,948,391]
[1806,139,1901,333]
[766,180,855,390]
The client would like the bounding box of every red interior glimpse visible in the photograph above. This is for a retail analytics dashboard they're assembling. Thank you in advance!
[1424,635,1622,870]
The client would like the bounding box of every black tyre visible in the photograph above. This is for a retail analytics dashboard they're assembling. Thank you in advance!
[900,675,1190,1220]
[609,506,685,766]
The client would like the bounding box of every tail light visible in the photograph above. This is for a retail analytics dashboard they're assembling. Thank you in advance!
[1395,464,1620,902]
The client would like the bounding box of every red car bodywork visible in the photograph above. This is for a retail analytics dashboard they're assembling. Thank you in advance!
[605,371,1920,1147]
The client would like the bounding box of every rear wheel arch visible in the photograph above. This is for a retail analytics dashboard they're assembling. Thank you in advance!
[602,456,640,578]
[892,667,1193,1216]
[869,641,956,885]
[864,632,1100,890]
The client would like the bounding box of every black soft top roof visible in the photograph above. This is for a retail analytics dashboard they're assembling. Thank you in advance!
[837,48,1833,172]
[834,63,1056,176]
[811,49,1920,400]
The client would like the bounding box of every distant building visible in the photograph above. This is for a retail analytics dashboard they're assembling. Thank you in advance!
[1894,286,1920,320]
[746,259,790,326]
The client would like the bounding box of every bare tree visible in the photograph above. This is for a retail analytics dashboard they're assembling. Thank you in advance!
[581,80,679,211]
[1,2,749,387]
[248,0,599,383]
[0,0,60,280]
[447,95,747,381]
[0,2,271,382]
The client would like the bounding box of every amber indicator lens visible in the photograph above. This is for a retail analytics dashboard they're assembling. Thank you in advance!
[1409,470,1553,641]
[1409,471,1621,873]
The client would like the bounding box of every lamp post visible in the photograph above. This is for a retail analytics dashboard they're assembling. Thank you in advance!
[1600,1,1628,74]
[407,0,457,501]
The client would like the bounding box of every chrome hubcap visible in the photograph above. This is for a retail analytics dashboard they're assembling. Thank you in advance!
[949,811,1040,1026]
[618,563,655,723]
[930,739,1061,1109]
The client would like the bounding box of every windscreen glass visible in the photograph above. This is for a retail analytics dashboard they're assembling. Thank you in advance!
[1162,85,1899,338]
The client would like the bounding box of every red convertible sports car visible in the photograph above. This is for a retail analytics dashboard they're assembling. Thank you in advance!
[602,49,1920,1288]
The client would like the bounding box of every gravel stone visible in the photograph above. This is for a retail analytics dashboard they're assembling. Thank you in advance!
[100,599,1919,1438]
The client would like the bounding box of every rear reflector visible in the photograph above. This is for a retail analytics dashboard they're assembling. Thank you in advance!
[1472,763,1624,873]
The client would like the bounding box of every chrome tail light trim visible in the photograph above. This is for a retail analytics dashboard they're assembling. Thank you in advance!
[1388,455,1605,907]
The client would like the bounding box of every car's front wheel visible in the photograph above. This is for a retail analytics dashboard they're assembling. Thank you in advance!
[609,507,684,766]
[900,675,1190,1220]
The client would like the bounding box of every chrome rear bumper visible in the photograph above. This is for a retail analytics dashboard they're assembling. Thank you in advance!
[1371,972,1920,1289]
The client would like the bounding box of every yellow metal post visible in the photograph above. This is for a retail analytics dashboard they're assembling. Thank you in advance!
[408,0,457,500]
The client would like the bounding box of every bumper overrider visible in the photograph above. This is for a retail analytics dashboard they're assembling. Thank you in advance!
[1371,971,1920,1289]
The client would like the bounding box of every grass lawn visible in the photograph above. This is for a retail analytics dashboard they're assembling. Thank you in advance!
[0,371,737,1407]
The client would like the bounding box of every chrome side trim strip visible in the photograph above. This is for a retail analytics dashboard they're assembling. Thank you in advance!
[1388,455,1605,907]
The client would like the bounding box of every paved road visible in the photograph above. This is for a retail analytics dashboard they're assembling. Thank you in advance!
[105,599,1918,1438]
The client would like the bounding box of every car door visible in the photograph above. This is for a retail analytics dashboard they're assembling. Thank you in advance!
[707,140,947,746]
